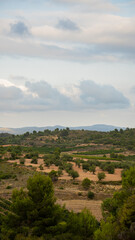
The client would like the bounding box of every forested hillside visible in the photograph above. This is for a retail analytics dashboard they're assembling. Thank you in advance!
[0,128,135,239]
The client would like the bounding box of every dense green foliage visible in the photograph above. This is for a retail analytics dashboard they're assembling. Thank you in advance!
[99,167,135,240]
[0,174,98,240]
[1,127,135,152]
[1,167,135,240]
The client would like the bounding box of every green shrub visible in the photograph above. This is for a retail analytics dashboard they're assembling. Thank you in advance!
[61,154,73,162]
[82,178,91,190]
[39,165,43,170]
[13,162,17,167]
[78,192,82,196]
[88,191,95,199]
[19,158,25,165]
[98,172,106,181]
[0,172,15,180]
[69,170,79,180]
[31,157,38,164]
[59,186,64,190]
[49,170,58,181]
[82,162,90,171]
[6,185,12,189]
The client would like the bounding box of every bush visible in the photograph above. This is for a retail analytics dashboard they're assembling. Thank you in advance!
[0,172,15,180]
[78,192,82,196]
[87,191,95,199]
[69,170,79,180]
[61,154,73,162]
[68,208,98,238]
[122,166,135,189]
[49,170,58,181]
[6,185,12,189]
[31,157,38,164]
[82,178,91,190]
[89,165,96,174]
[39,165,43,170]
[98,172,106,181]
[19,158,25,165]
[13,162,17,167]
[11,151,17,160]
[82,162,90,171]
[58,169,63,177]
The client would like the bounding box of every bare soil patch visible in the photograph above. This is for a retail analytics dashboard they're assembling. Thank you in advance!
[8,159,122,182]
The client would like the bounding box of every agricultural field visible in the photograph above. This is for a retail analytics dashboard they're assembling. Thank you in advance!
[1,128,135,221]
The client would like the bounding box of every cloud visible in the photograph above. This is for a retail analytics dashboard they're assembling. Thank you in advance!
[0,84,23,100]
[53,0,117,12]
[0,79,130,112]
[0,84,24,111]
[25,81,71,110]
[10,21,30,36]
[0,11,134,62]
[56,18,80,31]
[130,86,135,94]
[78,80,130,109]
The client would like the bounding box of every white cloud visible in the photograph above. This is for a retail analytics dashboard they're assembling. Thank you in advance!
[0,79,130,112]
[0,11,135,62]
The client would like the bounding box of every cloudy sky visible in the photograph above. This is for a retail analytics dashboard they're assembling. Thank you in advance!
[0,0,135,128]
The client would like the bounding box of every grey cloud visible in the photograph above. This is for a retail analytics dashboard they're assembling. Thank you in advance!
[130,86,135,94]
[10,21,30,36]
[0,80,130,112]
[0,85,23,100]
[0,84,24,112]
[1,33,135,62]
[25,81,71,110]
[79,80,130,109]
[56,19,80,31]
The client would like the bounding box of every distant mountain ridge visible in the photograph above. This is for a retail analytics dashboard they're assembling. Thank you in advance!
[0,124,126,135]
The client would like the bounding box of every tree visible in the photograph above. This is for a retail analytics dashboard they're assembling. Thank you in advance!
[122,166,135,190]
[82,162,90,171]
[87,191,94,199]
[98,172,106,181]
[54,147,61,160]
[82,178,91,190]
[75,159,81,168]
[49,170,58,182]
[118,194,135,230]
[31,157,38,164]
[95,166,135,240]
[106,164,115,174]
[94,216,118,240]
[60,129,69,137]
[90,165,96,174]
[69,170,79,180]
[68,208,98,239]
[61,154,73,162]
[1,174,61,238]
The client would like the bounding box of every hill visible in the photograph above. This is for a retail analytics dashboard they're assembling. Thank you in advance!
[0,124,125,135]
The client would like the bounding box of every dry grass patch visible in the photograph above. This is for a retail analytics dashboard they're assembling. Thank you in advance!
[57,199,102,221]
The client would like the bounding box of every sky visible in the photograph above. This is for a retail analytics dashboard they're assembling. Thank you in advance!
[0,0,135,128]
